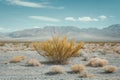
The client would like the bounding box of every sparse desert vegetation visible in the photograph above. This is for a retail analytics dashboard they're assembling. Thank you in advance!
[0,41,120,80]
[33,36,84,64]
[79,71,94,78]
[71,64,85,73]
[86,57,108,67]
[9,55,25,63]
[49,65,65,74]
[26,58,41,66]
[0,0,120,79]
[103,65,117,73]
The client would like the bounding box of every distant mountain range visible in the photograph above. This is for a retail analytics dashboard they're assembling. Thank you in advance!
[0,24,120,41]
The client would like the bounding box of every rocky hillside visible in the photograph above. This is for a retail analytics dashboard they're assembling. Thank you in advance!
[0,24,120,41]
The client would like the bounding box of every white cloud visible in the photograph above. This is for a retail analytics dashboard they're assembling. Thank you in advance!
[65,15,108,22]
[65,17,76,21]
[33,26,40,28]
[29,16,60,22]
[6,0,44,8]
[78,17,98,22]
[99,15,107,20]
[93,18,99,21]
[0,27,11,32]
[6,0,64,9]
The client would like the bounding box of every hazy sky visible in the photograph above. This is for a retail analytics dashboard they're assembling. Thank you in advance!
[0,0,120,32]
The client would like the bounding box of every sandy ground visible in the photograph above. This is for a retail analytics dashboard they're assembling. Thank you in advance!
[0,43,120,80]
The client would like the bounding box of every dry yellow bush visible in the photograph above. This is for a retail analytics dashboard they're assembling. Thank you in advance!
[50,65,65,73]
[71,64,85,73]
[9,55,25,63]
[103,65,117,73]
[33,35,84,64]
[26,58,41,66]
[86,57,108,67]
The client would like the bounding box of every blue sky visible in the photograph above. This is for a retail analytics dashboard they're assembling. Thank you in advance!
[0,0,120,32]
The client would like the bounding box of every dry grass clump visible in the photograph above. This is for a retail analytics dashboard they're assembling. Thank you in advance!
[86,57,108,67]
[26,59,41,66]
[0,43,5,46]
[49,65,65,74]
[23,42,30,48]
[71,64,85,73]
[33,35,84,64]
[103,65,117,73]
[9,55,25,63]
[80,71,94,78]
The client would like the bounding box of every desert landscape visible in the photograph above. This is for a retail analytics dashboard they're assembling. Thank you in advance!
[0,0,120,80]
[0,41,120,80]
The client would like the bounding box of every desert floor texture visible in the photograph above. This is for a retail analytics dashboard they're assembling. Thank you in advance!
[0,42,120,80]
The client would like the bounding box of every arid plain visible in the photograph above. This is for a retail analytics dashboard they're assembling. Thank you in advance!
[0,42,120,80]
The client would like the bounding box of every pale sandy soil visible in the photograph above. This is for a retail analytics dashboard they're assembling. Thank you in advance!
[0,42,120,80]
